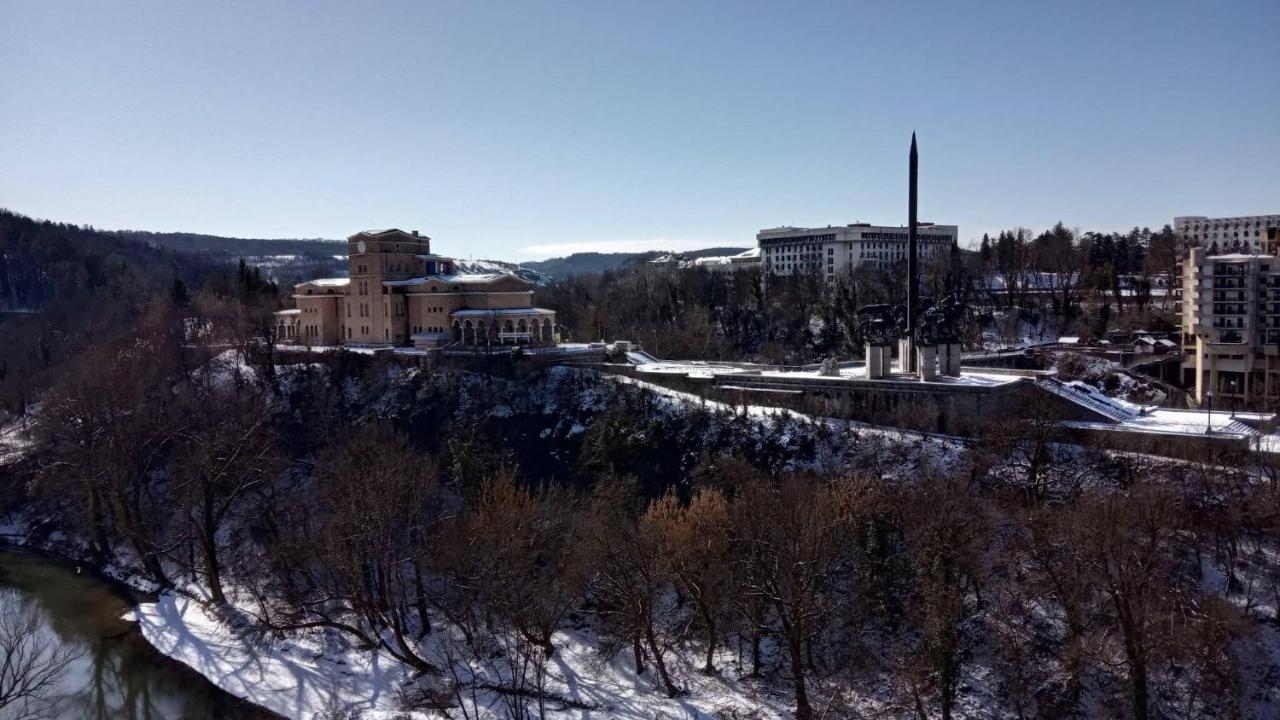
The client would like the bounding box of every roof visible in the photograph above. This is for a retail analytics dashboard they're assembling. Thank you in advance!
[273,308,301,316]
[351,228,428,239]
[383,272,516,287]
[1058,336,1080,344]
[1156,338,1178,347]
[1207,253,1262,261]
[304,277,350,287]
[451,307,555,317]
[436,273,509,284]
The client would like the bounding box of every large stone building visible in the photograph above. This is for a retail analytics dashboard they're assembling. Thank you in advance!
[1176,246,1280,404]
[1175,213,1280,255]
[276,229,557,350]
[757,222,957,281]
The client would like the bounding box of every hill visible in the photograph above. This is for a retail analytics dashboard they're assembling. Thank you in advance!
[0,209,221,312]
[451,258,554,285]
[106,230,343,258]
[523,247,750,279]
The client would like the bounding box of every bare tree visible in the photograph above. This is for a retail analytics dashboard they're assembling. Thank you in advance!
[1070,483,1189,720]
[0,589,82,719]
[733,474,866,720]
[172,380,281,604]
[582,479,681,698]
[644,487,733,674]
[896,477,988,720]
[254,424,444,674]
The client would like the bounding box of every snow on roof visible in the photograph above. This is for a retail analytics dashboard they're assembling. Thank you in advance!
[1207,253,1261,261]
[354,228,425,238]
[382,272,518,287]
[1156,339,1178,347]
[451,307,555,317]
[436,273,510,284]
[1058,336,1080,344]
[273,308,301,315]
[305,278,350,287]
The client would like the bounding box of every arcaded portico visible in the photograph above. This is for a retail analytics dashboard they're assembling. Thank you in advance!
[277,228,558,350]
[453,308,557,346]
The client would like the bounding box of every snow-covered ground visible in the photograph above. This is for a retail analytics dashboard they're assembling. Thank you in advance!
[131,588,799,720]
[130,591,416,719]
[634,356,1021,388]
[0,415,34,466]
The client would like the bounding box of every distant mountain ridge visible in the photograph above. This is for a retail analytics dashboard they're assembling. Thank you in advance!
[108,230,344,258]
[121,230,752,283]
[451,258,553,286]
[523,247,750,279]
[4,209,752,289]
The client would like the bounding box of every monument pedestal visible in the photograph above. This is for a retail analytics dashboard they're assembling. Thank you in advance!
[866,344,892,379]
[917,345,938,381]
[940,342,963,376]
[898,338,915,373]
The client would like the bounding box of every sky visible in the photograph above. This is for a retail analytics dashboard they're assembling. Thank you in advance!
[1,1,1277,261]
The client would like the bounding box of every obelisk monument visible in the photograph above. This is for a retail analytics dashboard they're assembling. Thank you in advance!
[905,132,919,373]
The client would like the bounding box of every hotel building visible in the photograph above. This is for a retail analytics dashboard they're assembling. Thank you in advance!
[1175,214,1280,255]
[275,229,557,350]
[1176,247,1280,404]
[757,222,957,281]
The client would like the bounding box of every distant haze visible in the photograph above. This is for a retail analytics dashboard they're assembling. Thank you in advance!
[2,1,1276,259]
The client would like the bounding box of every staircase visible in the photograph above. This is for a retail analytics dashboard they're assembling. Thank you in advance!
[1039,378,1142,423]
[1222,419,1261,438]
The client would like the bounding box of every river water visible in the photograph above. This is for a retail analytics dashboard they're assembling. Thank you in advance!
[0,549,276,719]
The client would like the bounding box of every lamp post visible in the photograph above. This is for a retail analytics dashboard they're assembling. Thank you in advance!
[1205,391,1214,434]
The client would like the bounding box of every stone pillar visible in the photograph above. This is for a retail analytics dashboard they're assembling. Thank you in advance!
[898,338,914,373]
[917,345,938,381]
[866,344,891,379]
[940,342,963,376]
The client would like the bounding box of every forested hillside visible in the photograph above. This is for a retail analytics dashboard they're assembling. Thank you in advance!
[0,209,281,413]
[0,209,218,312]
[105,229,342,258]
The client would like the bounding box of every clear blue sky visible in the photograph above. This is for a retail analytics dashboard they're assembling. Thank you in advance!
[2,1,1277,260]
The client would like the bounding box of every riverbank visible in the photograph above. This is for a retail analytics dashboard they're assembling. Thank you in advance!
[0,546,281,718]
[0,516,421,718]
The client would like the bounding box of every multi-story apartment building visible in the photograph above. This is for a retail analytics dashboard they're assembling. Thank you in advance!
[1176,247,1280,404]
[1175,214,1280,254]
[757,222,957,281]
[276,228,557,349]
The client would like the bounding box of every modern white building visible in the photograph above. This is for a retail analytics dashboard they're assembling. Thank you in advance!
[1175,247,1280,405]
[757,222,957,281]
[1175,214,1280,255]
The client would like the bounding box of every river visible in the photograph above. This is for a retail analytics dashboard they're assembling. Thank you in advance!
[0,549,277,719]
